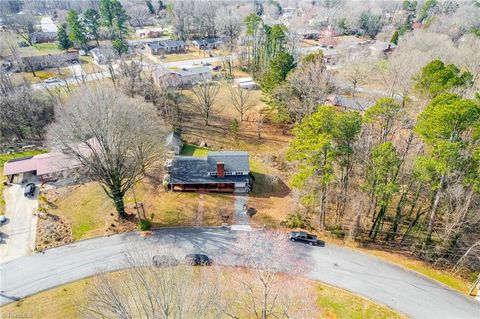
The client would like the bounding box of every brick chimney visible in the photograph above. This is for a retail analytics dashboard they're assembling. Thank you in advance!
[216,162,225,178]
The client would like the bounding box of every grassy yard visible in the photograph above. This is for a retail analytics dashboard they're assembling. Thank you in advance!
[0,150,46,215]
[33,42,59,52]
[0,270,404,319]
[180,143,210,156]
[356,248,471,294]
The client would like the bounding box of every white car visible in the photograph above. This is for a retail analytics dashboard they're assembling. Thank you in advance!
[0,215,7,226]
[44,77,59,84]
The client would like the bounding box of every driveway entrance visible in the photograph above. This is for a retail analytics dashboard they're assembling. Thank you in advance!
[0,182,38,262]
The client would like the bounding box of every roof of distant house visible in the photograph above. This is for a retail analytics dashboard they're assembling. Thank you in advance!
[169,152,250,185]
[3,152,80,176]
[192,38,222,45]
[175,66,211,77]
[330,95,375,111]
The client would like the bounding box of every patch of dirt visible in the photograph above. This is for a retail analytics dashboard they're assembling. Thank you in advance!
[103,207,138,236]
[35,212,73,251]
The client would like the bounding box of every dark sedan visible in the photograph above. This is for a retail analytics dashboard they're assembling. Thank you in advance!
[184,254,212,266]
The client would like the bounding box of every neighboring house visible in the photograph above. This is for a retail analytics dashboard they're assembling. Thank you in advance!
[90,47,115,64]
[3,153,80,183]
[128,37,169,49]
[166,151,251,193]
[234,77,258,90]
[297,29,320,40]
[325,95,375,111]
[191,38,223,50]
[32,32,57,44]
[165,132,183,155]
[21,50,79,71]
[144,40,186,57]
[40,17,57,33]
[155,66,212,87]
[135,27,164,38]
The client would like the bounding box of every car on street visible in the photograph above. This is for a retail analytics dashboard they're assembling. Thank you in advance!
[152,255,179,267]
[184,253,212,266]
[0,215,7,226]
[44,77,59,84]
[289,231,320,246]
[212,65,221,71]
[24,183,36,197]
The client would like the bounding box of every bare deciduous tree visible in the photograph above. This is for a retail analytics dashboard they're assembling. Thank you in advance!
[82,248,222,318]
[229,86,252,121]
[224,230,317,319]
[189,82,220,126]
[0,78,54,142]
[48,86,165,218]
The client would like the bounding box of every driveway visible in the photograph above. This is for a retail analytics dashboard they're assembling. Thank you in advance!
[0,228,478,318]
[0,183,38,262]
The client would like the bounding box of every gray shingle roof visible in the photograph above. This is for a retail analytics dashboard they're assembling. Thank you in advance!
[169,152,250,185]
[334,95,375,111]
[207,152,249,172]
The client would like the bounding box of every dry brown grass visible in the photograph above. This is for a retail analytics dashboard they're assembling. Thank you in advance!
[0,268,404,319]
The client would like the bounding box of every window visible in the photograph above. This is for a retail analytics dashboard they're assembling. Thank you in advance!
[209,172,217,176]
[225,172,233,176]
[235,172,244,175]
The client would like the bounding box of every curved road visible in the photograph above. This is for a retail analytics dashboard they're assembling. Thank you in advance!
[0,228,478,318]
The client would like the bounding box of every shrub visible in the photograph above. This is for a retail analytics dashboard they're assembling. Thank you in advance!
[137,219,151,231]
[281,212,310,229]
[326,224,346,239]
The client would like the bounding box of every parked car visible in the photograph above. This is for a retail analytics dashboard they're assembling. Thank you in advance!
[289,231,320,246]
[24,183,35,197]
[0,215,7,226]
[185,254,212,266]
[152,255,179,267]
[212,65,221,71]
[44,77,59,84]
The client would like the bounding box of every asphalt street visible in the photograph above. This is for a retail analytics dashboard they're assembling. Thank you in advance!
[0,228,478,318]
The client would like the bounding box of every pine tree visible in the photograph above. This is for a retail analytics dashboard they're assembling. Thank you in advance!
[84,8,100,46]
[66,9,88,49]
[57,23,72,51]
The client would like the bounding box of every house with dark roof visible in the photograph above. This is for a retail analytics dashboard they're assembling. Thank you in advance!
[32,32,57,44]
[154,66,212,87]
[144,40,186,57]
[166,151,251,193]
[21,51,79,71]
[191,38,223,50]
[326,95,375,111]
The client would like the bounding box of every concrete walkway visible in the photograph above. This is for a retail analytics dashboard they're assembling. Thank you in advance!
[0,183,38,262]
[232,195,251,231]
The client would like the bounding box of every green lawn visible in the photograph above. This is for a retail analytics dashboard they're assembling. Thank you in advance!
[180,143,210,156]
[33,42,59,52]
[0,150,46,214]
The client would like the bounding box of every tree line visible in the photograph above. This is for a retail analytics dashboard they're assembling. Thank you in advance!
[285,58,480,270]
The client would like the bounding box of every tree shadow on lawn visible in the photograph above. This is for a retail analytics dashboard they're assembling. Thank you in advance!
[250,171,290,199]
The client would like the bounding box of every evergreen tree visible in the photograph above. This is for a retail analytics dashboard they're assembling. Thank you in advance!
[57,23,72,51]
[390,30,399,45]
[112,38,128,57]
[259,52,295,93]
[66,9,88,49]
[84,8,101,46]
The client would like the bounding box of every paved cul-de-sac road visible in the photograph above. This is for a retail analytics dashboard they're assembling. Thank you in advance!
[0,228,479,318]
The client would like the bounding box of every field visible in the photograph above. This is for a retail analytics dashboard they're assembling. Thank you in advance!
[0,268,404,319]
